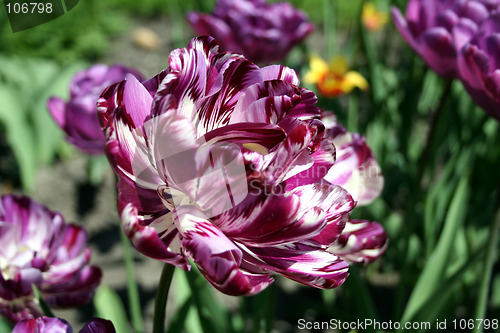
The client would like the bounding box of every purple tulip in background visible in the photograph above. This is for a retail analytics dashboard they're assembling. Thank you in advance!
[97,36,386,296]
[12,317,116,333]
[187,0,314,64]
[458,11,500,121]
[320,113,383,206]
[392,0,500,78]
[47,64,143,154]
[0,194,102,323]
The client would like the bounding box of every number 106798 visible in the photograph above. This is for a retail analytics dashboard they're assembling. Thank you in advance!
[5,2,53,14]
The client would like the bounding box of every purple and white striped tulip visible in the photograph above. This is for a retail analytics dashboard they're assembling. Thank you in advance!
[0,194,102,323]
[319,113,383,206]
[458,10,500,120]
[12,317,116,333]
[97,36,386,295]
[187,0,314,64]
[48,64,143,154]
[392,0,500,78]
[12,317,72,333]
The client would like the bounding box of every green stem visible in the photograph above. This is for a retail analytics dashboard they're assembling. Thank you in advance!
[153,264,176,333]
[324,0,336,59]
[120,229,144,333]
[416,79,453,187]
[473,183,500,333]
[360,0,382,104]
[347,92,359,132]
[251,284,276,333]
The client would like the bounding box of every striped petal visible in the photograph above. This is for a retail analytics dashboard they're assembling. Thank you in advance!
[247,241,349,289]
[285,139,336,190]
[290,184,355,245]
[12,317,72,333]
[328,220,388,264]
[324,125,383,206]
[120,203,188,270]
[215,190,326,247]
[174,205,273,295]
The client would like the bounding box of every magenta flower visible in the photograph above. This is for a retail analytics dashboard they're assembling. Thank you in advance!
[0,194,102,323]
[12,317,116,333]
[320,113,383,206]
[12,317,72,333]
[187,0,314,64]
[48,64,143,154]
[97,36,386,295]
[392,0,500,77]
[458,11,500,120]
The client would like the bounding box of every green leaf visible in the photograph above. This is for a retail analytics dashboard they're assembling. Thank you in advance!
[166,295,195,333]
[32,284,55,318]
[401,172,471,324]
[170,270,203,333]
[94,285,131,333]
[0,84,37,192]
[184,267,230,333]
[0,317,13,332]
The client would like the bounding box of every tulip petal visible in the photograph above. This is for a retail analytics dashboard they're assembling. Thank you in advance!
[285,139,336,190]
[47,97,67,129]
[260,65,300,85]
[328,220,388,264]
[247,241,349,289]
[291,184,355,245]
[13,317,72,333]
[174,205,273,295]
[120,203,189,269]
[80,318,116,333]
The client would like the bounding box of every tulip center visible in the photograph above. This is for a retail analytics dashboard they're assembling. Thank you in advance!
[0,256,16,280]
[242,143,269,155]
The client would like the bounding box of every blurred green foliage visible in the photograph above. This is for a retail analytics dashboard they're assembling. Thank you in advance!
[0,0,499,332]
[0,0,125,62]
[0,56,85,191]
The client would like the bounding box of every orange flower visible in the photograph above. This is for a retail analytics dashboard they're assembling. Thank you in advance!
[304,56,369,97]
[362,2,389,31]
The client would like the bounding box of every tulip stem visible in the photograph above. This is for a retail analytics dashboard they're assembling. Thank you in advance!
[416,78,453,187]
[473,182,500,333]
[153,264,175,333]
[120,229,144,333]
[324,0,336,59]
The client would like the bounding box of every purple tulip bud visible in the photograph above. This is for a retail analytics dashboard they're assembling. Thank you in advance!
[48,64,143,154]
[79,318,116,333]
[187,0,314,64]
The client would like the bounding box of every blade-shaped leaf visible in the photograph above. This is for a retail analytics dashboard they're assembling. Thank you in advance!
[401,173,470,324]
[94,285,131,333]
